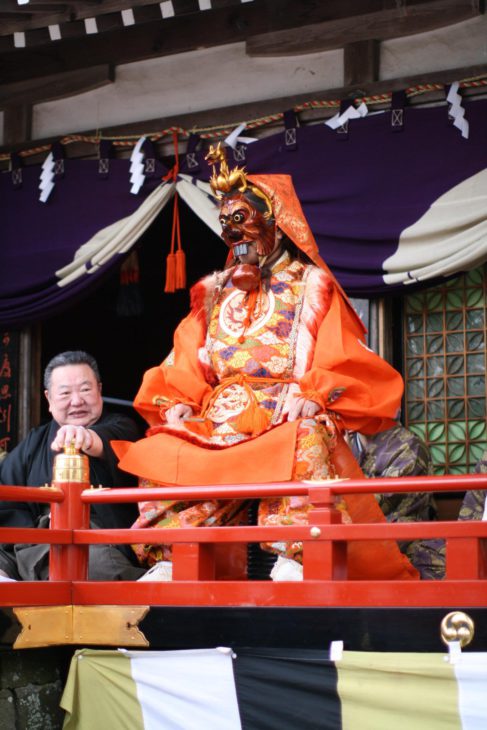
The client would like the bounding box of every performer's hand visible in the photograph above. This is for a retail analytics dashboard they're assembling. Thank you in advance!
[166,404,194,424]
[287,397,320,422]
[51,424,102,456]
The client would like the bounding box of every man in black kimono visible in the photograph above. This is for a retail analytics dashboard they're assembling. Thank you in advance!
[0,350,145,581]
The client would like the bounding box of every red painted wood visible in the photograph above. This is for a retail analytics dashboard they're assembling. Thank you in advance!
[0,528,71,544]
[0,582,71,607]
[1,475,487,614]
[173,543,216,580]
[303,486,347,580]
[446,537,487,579]
[50,481,90,581]
[0,486,64,503]
[80,473,487,505]
[74,521,487,545]
[71,579,487,608]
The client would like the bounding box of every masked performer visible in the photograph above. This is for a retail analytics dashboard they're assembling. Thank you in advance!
[115,145,418,581]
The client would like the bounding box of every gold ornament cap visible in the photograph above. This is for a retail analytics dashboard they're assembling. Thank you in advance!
[440,611,475,648]
[52,441,89,483]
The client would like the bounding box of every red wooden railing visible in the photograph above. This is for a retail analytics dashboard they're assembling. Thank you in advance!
[0,474,486,608]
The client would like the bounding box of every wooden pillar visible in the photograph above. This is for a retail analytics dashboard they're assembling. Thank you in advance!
[3,104,32,147]
[19,326,42,439]
[344,39,380,87]
[3,103,41,441]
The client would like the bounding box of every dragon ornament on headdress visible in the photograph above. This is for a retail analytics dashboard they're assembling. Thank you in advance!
[205,143,281,292]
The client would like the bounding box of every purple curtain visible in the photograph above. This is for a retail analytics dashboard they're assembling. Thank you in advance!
[0,155,167,327]
[2,98,487,328]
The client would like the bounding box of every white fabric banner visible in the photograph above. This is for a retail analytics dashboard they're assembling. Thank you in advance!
[62,647,242,730]
[454,653,487,730]
[129,648,241,730]
[383,169,487,285]
[55,175,220,288]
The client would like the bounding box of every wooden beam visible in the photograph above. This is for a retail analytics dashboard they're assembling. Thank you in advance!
[3,104,32,145]
[0,0,458,82]
[2,61,486,161]
[84,61,487,140]
[246,0,483,56]
[0,3,69,14]
[0,65,114,109]
[0,0,349,43]
[71,0,183,21]
[0,8,71,33]
[0,0,376,35]
[344,40,380,87]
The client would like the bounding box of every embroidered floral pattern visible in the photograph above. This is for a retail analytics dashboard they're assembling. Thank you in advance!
[258,418,336,559]
[200,252,309,446]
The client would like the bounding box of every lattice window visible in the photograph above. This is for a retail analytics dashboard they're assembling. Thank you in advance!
[404,266,487,475]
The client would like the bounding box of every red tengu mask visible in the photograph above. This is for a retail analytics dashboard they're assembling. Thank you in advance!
[219,192,276,258]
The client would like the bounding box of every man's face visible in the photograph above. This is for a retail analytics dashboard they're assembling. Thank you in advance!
[45,364,103,427]
[219,192,276,259]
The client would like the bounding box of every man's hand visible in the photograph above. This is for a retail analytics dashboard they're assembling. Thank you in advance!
[287,397,320,422]
[165,404,194,424]
[51,425,102,457]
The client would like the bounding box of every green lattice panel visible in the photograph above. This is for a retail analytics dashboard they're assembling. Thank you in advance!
[404,264,487,474]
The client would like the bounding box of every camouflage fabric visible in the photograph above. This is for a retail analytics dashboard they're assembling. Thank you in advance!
[458,451,487,521]
[350,425,445,580]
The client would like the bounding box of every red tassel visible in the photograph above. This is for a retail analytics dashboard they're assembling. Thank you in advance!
[164,252,176,293]
[163,132,187,294]
[175,249,186,290]
[236,399,270,436]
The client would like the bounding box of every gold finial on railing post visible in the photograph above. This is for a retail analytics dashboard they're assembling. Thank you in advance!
[52,439,90,483]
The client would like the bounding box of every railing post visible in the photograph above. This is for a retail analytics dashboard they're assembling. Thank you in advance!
[172,543,216,580]
[50,481,90,581]
[446,536,487,580]
[303,485,347,580]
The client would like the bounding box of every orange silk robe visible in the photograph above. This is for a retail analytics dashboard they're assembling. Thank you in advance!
[114,253,417,580]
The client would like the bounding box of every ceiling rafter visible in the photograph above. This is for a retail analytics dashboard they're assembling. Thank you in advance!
[247,0,483,56]
[1,0,483,87]
[2,60,486,161]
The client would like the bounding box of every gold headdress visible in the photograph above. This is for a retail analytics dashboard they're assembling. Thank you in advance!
[205,143,273,220]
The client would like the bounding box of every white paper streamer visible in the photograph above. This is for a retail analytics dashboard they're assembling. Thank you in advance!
[48,24,62,41]
[129,136,146,195]
[159,1,174,18]
[13,32,26,47]
[329,640,344,661]
[224,123,257,150]
[121,9,135,26]
[84,17,98,34]
[447,81,469,139]
[445,640,462,665]
[39,152,55,203]
[325,102,369,130]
